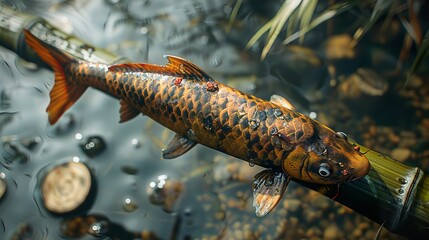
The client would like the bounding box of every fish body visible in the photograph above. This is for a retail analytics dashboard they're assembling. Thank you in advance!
[24,30,370,216]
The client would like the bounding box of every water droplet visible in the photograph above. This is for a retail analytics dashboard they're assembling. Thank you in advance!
[131,138,141,148]
[139,26,148,35]
[238,105,246,116]
[248,159,255,167]
[273,108,283,118]
[249,119,260,129]
[75,133,83,140]
[270,127,278,135]
[88,221,109,237]
[123,197,138,212]
[309,112,317,119]
[397,188,405,195]
[147,175,184,212]
[398,177,408,185]
[79,135,106,158]
[184,207,192,216]
[186,129,197,141]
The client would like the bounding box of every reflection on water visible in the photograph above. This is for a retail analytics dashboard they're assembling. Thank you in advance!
[0,0,426,239]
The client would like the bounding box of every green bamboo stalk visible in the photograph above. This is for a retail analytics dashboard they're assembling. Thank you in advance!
[1,4,428,239]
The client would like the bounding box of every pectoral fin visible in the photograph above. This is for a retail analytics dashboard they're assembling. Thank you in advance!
[252,170,289,217]
[162,134,197,159]
[270,95,295,110]
[119,100,141,123]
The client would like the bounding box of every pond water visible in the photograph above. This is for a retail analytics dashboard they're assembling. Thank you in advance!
[1,0,427,239]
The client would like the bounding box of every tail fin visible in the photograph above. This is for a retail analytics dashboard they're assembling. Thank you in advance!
[24,30,87,124]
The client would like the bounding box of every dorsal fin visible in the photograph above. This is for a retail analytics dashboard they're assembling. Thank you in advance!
[108,55,213,82]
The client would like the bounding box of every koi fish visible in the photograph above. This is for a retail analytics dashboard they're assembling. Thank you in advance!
[24,30,370,217]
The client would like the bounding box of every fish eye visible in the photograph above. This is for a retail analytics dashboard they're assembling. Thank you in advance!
[335,132,348,140]
[318,163,332,177]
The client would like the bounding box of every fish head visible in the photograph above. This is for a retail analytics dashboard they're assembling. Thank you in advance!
[282,125,370,184]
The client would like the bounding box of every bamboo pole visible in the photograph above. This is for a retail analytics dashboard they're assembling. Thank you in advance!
[1,5,428,239]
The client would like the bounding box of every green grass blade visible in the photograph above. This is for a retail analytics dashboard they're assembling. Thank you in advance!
[405,30,429,87]
[351,0,393,47]
[245,19,273,50]
[226,0,243,33]
[261,0,302,60]
[298,0,318,43]
[282,2,352,45]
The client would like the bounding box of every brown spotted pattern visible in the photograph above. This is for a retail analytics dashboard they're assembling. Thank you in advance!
[67,61,315,169]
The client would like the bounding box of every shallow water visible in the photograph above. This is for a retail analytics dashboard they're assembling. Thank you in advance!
[1,0,426,239]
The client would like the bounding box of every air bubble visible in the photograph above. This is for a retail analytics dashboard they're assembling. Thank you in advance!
[89,221,109,237]
[131,138,141,148]
[75,133,83,140]
[248,159,255,167]
[147,175,184,212]
[79,135,106,158]
[123,197,138,212]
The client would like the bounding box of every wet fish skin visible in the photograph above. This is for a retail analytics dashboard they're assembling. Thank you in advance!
[24,30,370,187]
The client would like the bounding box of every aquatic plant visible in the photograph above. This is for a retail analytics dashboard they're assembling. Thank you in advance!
[243,0,428,83]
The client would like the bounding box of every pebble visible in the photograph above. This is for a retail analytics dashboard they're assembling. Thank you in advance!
[283,199,301,212]
[310,195,330,210]
[325,34,355,59]
[323,224,340,240]
[391,148,412,162]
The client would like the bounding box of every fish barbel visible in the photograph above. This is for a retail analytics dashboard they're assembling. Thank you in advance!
[24,30,370,217]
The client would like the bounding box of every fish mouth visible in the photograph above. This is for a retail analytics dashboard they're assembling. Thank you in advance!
[349,156,371,181]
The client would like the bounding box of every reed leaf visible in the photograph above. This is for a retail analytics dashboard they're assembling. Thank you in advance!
[298,0,318,43]
[405,29,429,87]
[283,2,351,45]
[245,19,273,50]
[226,0,243,33]
[350,0,393,48]
[260,0,302,60]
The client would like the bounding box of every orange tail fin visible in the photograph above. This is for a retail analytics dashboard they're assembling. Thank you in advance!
[24,30,87,124]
